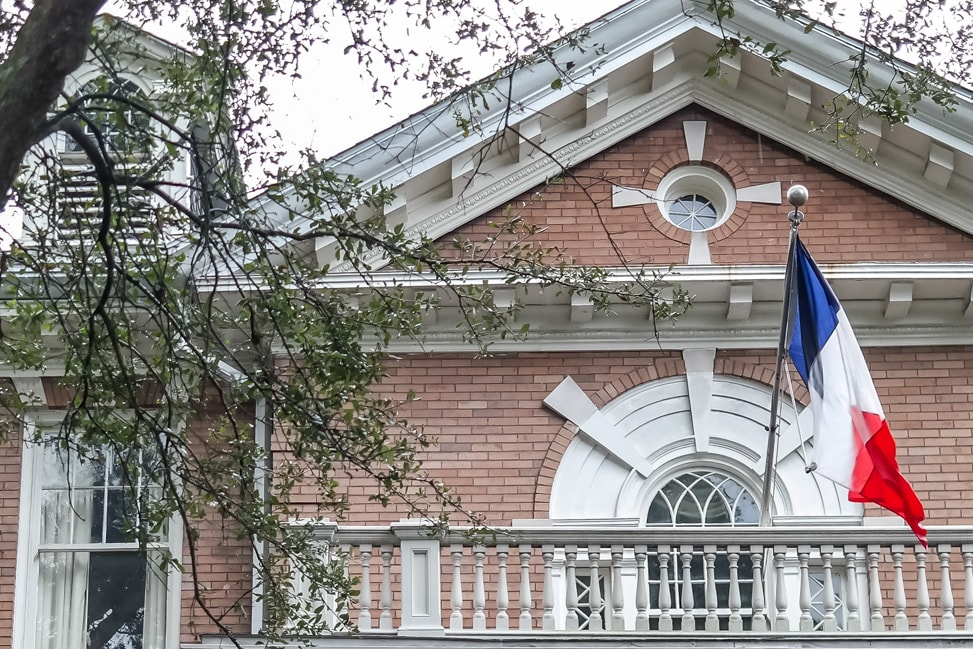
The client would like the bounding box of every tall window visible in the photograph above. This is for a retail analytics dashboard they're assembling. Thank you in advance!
[33,438,169,649]
[646,471,758,630]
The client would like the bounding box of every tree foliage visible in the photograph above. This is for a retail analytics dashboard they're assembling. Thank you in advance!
[706,0,968,152]
[0,0,688,643]
[0,0,967,644]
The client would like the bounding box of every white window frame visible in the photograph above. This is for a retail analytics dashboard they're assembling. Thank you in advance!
[13,411,183,649]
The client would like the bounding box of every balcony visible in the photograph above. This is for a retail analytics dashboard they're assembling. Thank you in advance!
[191,522,973,648]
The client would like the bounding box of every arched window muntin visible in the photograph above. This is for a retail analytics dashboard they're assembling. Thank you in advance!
[647,470,760,527]
[629,454,766,528]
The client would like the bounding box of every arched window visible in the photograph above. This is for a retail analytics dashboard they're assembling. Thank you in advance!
[66,78,150,154]
[646,471,759,526]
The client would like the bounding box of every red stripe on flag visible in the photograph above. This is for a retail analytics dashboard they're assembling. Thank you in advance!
[849,409,927,547]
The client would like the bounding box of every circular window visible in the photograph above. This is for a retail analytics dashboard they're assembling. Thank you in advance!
[668,194,718,231]
[655,166,737,232]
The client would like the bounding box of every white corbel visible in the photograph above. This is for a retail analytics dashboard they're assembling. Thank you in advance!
[884,281,913,320]
[726,283,753,321]
[586,81,609,126]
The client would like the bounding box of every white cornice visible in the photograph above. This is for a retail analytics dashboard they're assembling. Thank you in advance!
[200,262,973,353]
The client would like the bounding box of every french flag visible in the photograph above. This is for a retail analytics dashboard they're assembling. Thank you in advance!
[788,237,927,546]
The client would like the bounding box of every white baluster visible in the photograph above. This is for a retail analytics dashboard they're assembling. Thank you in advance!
[915,544,932,631]
[634,545,649,632]
[963,545,973,631]
[588,545,603,632]
[750,546,767,632]
[473,545,486,630]
[611,545,625,630]
[798,545,813,631]
[496,544,510,631]
[774,546,789,631]
[658,546,673,631]
[892,544,908,632]
[867,545,885,631]
[704,545,718,632]
[820,545,837,632]
[727,545,742,632]
[519,545,533,631]
[542,545,555,630]
[358,544,373,630]
[450,544,464,631]
[939,544,956,630]
[680,545,695,632]
[843,545,861,632]
[380,545,393,631]
[565,545,579,631]
[338,543,352,627]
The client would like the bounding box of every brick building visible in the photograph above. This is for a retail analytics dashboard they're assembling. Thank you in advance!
[7,0,973,647]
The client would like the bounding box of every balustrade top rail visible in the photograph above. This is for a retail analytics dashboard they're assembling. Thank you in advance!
[309,522,969,548]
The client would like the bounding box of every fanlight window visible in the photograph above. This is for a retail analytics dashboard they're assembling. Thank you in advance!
[647,470,759,526]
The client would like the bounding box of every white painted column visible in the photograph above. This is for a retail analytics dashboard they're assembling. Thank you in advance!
[393,520,445,636]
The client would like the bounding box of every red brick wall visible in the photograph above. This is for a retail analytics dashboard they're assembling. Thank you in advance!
[0,435,21,649]
[282,347,973,528]
[180,387,255,642]
[445,106,973,267]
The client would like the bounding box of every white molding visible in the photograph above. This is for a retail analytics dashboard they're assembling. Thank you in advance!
[550,374,860,521]
[612,185,655,208]
[687,230,711,265]
[726,283,753,321]
[683,120,707,162]
[587,81,610,126]
[11,378,46,406]
[543,377,653,477]
[652,43,677,91]
[570,295,594,324]
[737,182,782,204]
[924,143,954,188]
[683,348,715,453]
[784,78,811,122]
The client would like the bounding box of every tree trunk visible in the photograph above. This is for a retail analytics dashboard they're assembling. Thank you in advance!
[0,0,105,205]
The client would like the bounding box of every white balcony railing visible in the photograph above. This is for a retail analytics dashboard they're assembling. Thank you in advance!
[286,522,973,639]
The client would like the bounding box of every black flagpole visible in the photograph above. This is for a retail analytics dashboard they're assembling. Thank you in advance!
[758,185,807,527]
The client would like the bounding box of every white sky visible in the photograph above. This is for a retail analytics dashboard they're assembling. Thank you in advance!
[263,1,624,158]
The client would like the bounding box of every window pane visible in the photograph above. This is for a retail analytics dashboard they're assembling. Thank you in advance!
[87,552,147,649]
[646,496,672,524]
[105,489,137,543]
[40,489,98,544]
[674,495,703,525]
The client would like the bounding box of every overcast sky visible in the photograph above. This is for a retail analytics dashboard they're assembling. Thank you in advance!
[262,1,624,159]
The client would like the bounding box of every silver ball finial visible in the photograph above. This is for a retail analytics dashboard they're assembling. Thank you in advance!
[787,184,809,208]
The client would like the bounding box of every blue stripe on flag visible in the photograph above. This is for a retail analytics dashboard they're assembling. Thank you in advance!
[788,238,840,388]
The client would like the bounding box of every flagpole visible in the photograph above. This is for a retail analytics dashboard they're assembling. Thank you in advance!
[758,185,807,527]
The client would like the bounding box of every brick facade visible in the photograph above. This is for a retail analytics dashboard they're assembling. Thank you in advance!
[6,105,973,645]
[184,106,973,639]
[451,107,973,267]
